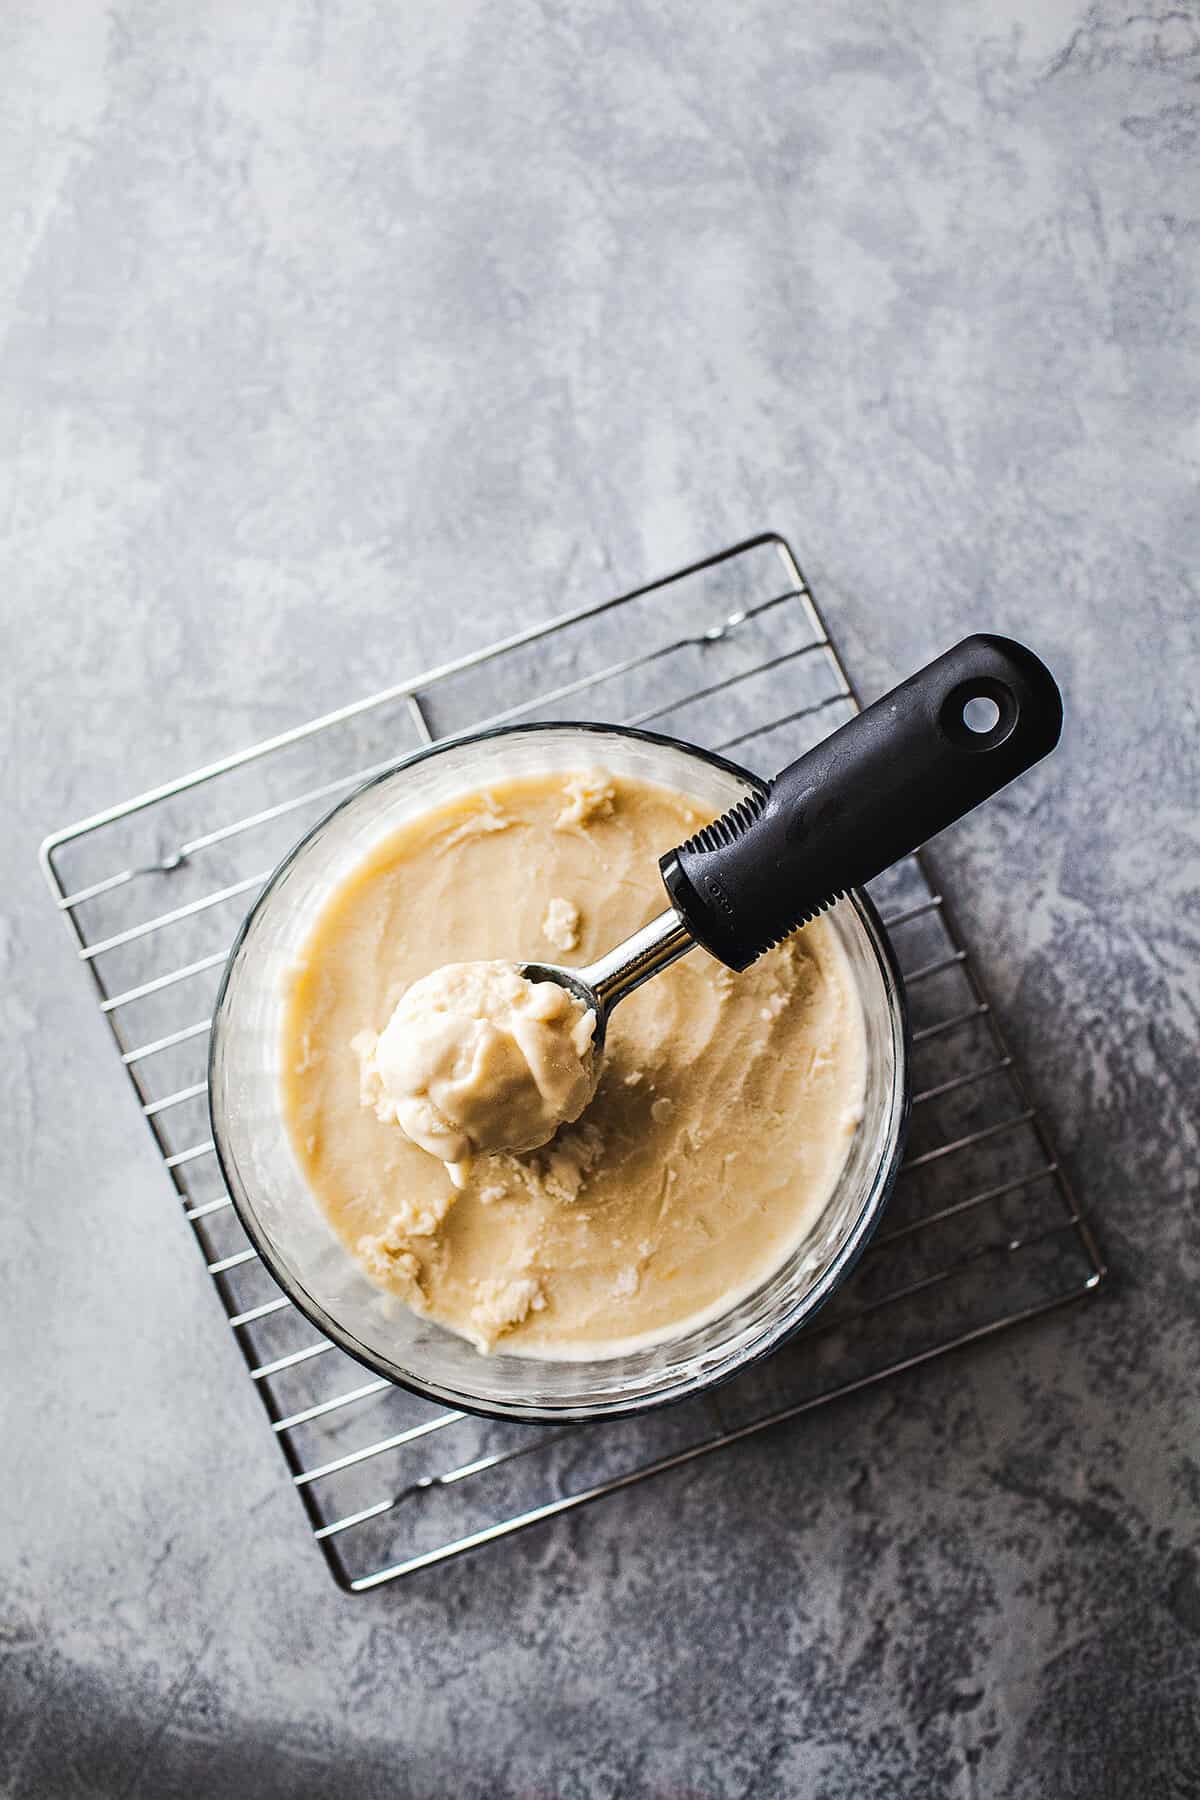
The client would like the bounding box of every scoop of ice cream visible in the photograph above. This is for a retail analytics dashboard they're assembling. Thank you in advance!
[366,960,598,1182]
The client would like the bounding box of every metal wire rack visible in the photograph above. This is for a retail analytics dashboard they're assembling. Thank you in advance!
[41,532,1105,1593]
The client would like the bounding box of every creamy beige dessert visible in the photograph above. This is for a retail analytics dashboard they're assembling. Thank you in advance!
[281,768,866,1357]
[353,959,597,1186]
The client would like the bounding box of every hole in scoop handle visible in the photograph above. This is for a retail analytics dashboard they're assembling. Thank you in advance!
[659,634,1063,971]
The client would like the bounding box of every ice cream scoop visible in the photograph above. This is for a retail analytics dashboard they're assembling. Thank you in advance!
[376,635,1060,1172]
[357,959,597,1183]
[523,634,1062,1054]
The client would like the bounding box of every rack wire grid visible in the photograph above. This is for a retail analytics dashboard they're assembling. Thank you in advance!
[42,532,1105,1593]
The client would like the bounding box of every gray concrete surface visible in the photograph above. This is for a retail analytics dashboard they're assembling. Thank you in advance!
[3,1,1198,1795]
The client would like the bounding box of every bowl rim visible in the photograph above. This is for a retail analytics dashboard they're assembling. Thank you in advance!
[209,719,910,1424]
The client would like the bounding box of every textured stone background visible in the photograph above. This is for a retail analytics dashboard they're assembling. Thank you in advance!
[3,2,1198,1795]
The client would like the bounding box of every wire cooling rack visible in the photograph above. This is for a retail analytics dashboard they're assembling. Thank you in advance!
[41,533,1105,1592]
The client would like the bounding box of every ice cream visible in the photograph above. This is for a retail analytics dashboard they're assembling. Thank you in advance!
[281,770,866,1356]
[353,959,596,1186]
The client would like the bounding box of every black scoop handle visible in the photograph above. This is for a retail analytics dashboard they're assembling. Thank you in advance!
[659,634,1062,971]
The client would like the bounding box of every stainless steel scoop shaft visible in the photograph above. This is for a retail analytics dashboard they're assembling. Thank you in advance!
[583,908,694,1009]
[521,908,694,1052]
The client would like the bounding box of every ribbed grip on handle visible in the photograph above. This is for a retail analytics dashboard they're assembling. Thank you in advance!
[659,634,1063,971]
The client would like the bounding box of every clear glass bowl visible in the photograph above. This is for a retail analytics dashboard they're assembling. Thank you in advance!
[209,724,910,1423]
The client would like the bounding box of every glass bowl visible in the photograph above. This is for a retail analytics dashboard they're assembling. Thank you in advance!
[209,723,909,1423]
